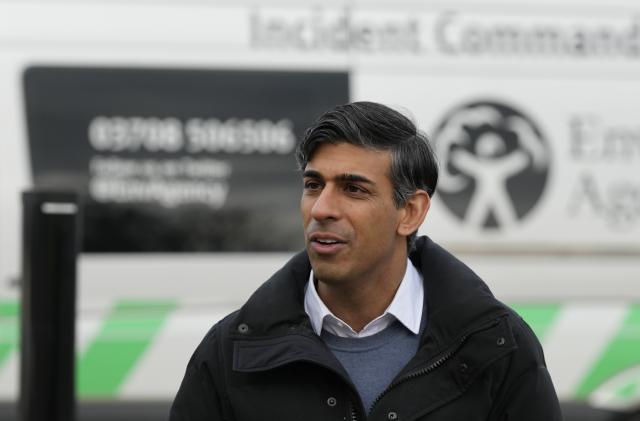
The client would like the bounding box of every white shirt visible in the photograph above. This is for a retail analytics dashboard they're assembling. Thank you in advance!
[304,259,424,338]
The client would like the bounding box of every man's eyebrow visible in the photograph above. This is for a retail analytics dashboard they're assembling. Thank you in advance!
[302,170,376,185]
[337,173,375,185]
[302,169,323,179]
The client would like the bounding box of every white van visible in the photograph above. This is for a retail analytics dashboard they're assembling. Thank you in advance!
[1,1,639,418]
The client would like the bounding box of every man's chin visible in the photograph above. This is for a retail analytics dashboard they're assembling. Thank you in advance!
[308,260,348,285]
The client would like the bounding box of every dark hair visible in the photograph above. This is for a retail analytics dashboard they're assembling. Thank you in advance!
[296,101,439,249]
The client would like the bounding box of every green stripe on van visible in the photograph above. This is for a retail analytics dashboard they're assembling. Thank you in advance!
[77,300,176,398]
[511,303,561,342]
[576,305,640,398]
[0,301,19,367]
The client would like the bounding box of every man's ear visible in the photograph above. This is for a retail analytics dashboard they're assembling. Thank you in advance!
[397,190,431,237]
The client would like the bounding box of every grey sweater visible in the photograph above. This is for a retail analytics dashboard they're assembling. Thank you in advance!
[321,320,423,413]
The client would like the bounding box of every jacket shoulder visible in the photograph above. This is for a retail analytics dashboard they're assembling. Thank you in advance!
[504,307,547,365]
[170,310,240,420]
[489,308,562,420]
[189,310,240,368]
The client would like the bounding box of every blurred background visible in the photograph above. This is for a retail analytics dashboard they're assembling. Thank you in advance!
[1,0,639,420]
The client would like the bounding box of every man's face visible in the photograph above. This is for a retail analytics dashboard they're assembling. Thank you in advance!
[301,142,407,285]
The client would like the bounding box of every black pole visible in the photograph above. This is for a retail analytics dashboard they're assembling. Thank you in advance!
[20,190,81,421]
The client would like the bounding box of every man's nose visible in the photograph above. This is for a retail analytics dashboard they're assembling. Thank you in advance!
[310,186,341,221]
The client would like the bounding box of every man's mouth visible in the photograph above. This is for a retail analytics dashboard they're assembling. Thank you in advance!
[315,238,339,245]
[308,233,346,254]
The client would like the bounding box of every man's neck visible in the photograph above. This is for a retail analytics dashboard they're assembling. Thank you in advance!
[316,256,408,332]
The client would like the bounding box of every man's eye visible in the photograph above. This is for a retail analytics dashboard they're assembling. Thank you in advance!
[345,184,366,194]
[304,181,322,190]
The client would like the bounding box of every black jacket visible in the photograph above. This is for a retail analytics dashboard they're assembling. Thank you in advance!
[170,237,562,421]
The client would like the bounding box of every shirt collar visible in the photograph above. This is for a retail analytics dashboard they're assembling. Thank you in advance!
[304,259,424,337]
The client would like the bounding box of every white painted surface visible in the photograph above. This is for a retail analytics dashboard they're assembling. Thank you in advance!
[543,303,628,398]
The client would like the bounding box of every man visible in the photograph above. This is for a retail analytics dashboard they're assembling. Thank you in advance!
[170,102,562,420]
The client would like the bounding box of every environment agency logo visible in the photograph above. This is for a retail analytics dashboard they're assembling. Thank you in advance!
[432,100,551,229]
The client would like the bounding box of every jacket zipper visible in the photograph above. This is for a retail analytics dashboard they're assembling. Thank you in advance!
[348,399,359,421]
[369,334,468,411]
[369,317,503,412]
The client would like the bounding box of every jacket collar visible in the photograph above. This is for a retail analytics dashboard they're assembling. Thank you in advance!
[229,236,508,346]
[410,237,507,349]
[229,249,311,337]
